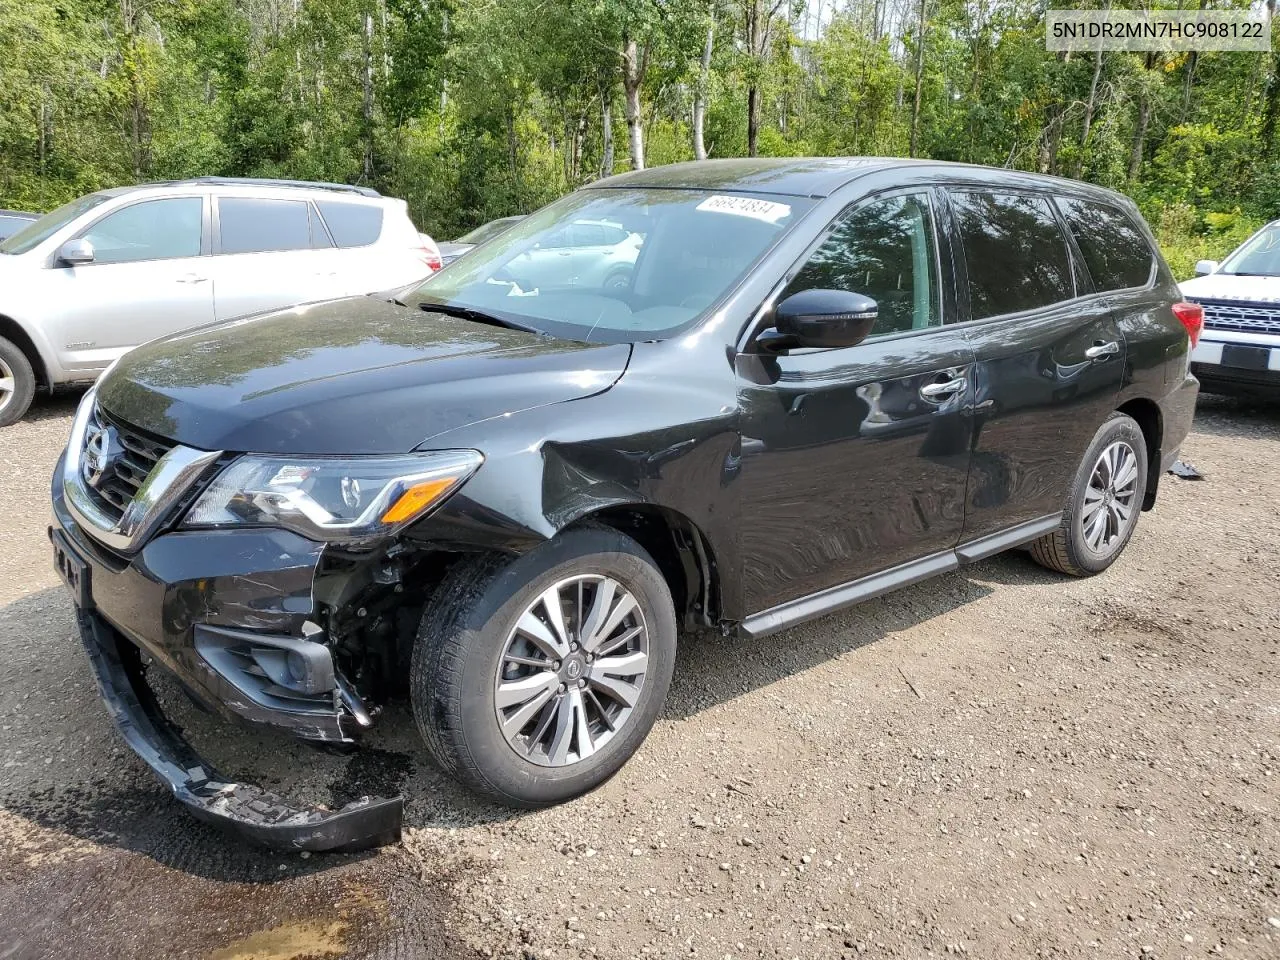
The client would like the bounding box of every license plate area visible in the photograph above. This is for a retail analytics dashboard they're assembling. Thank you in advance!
[1220,344,1271,372]
[51,528,92,611]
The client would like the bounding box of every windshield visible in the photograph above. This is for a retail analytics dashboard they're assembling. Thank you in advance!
[410,188,810,343]
[0,193,111,255]
[1220,222,1280,276]
[457,217,524,245]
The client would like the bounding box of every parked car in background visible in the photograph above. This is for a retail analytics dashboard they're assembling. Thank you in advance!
[50,158,1199,851]
[1180,220,1280,397]
[0,209,37,241]
[501,217,641,292]
[437,215,526,266]
[0,178,438,426]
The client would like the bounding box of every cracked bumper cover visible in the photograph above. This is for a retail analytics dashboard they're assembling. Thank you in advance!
[77,610,403,852]
[51,455,403,851]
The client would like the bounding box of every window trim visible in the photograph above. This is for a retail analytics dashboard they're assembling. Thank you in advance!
[1051,195,1158,294]
[56,194,210,268]
[212,195,318,256]
[738,185,950,354]
[942,186,1105,328]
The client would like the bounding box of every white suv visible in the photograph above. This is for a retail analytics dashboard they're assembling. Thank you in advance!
[0,178,440,426]
[1180,220,1280,398]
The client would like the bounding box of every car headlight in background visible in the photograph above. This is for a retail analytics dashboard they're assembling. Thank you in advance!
[184,450,483,544]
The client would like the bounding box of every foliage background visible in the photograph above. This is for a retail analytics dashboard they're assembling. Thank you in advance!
[2,0,1277,273]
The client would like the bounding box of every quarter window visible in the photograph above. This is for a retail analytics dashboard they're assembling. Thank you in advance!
[218,198,312,254]
[951,191,1075,318]
[782,193,941,337]
[1057,197,1155,291]
[315,200,383,248]
[80,198,202,264]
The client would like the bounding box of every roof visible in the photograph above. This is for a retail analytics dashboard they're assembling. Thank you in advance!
[0,209,37,218]
[588,157,901,198]
[587,157,1140,208]
[97,178,381,200]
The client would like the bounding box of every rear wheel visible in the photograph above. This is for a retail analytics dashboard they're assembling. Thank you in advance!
[1030,413,1148,576]
[0,336,35,428]
[410,527,676,806]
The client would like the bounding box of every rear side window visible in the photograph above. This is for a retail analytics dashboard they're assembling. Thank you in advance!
[951,191,1075,319]
[219,198,311,254]
[316,200,383,248]
[1057,197,1154,291]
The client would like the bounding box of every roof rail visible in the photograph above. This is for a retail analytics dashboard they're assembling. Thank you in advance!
[173,177,380,198]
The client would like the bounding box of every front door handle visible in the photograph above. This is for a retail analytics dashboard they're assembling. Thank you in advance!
[176,273,209,284]
[1085,340,1120,361]
[920,374,966,400]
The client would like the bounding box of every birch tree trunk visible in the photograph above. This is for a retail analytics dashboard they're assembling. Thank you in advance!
[622,35,646,171]
[909,0,927,157]
[600,86,614,177]
[693,18,713,160]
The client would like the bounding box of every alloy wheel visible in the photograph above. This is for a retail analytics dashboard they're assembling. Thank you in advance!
[0,356,14,414]
[1081,440,1140,554]
[494,574,649,767]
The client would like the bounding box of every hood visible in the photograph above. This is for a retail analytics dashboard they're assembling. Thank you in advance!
[97,297,631,454]
[1179,273,1280,303]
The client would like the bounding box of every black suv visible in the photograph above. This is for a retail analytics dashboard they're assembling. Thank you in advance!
[50,158,1200,851]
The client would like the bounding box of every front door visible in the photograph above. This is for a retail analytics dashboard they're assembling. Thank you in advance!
[943,189,1126,539]
[43,196,212,375]
[736,190,976,614]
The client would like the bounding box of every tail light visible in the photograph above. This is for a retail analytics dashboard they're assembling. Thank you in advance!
[1172,301,1203,346]
[417,236,442,272]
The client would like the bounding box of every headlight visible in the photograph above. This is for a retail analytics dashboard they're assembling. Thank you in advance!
[183,450,483,544]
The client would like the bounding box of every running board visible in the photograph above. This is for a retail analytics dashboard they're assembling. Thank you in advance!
[738,513,1061,640]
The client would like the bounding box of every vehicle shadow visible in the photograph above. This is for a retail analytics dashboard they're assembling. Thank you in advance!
[23,385,87,423]
[1192,392,1280,441]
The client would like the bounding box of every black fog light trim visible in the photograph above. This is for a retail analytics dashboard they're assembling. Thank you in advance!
[195,624,337,708]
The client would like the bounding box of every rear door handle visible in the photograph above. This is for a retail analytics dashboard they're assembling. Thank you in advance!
[1085,340,1120,360]
[176,273,208,284]
[920,374,966,400]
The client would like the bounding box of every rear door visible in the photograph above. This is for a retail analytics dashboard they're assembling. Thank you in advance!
[946,188,1125,541]
[206,195,336,320]
[42,195,212,375]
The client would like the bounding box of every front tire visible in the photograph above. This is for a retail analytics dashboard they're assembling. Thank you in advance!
[410,527,676,807]
[1030,412,1148,577]
[0,336,36,428]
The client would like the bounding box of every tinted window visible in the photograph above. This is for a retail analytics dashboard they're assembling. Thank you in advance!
[81,198,203,264]
[315,200,383,248]
[952,191,1074,318]
[219,198,311,254]
[0,216,35,240]
[457,217,523,244]
[1058,197,1154,290]
[782,193,940,337]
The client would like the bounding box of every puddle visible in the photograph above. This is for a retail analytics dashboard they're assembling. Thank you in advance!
[208,920,348,960]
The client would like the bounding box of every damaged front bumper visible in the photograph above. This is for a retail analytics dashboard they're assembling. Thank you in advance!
[76,610,402,852]
[51,457,404,851]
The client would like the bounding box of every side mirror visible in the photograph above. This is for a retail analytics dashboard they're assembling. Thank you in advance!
[58,238,95,266]
[1194,259,1218,276]
[760,288,879,351]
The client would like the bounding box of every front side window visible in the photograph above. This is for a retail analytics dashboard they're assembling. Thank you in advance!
[411,189,811,343]
[1057,197,1154,291]
[218,197,312,254]
[1219,221,1280,277]
[80,197,203,264]
[951,191,1075,319]
[780,192,941,338]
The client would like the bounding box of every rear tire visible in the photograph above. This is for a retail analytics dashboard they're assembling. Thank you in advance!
[0,336,35,428]
[410,527,676,807]
[1030,412,1148,577]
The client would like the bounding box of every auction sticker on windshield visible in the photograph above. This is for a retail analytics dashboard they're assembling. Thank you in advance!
[696,195,792,224]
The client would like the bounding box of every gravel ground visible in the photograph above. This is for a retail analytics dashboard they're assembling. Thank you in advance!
[0,388,1277,960]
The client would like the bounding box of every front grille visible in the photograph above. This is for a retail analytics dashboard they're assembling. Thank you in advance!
[82,405,177,523]
[1190,298,1280,337]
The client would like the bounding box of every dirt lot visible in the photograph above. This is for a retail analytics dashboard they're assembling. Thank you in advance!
[0,389,1276,960]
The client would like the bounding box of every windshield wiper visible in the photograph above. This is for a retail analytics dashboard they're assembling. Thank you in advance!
[1223,271,1277,277]
[419,301,544,335]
